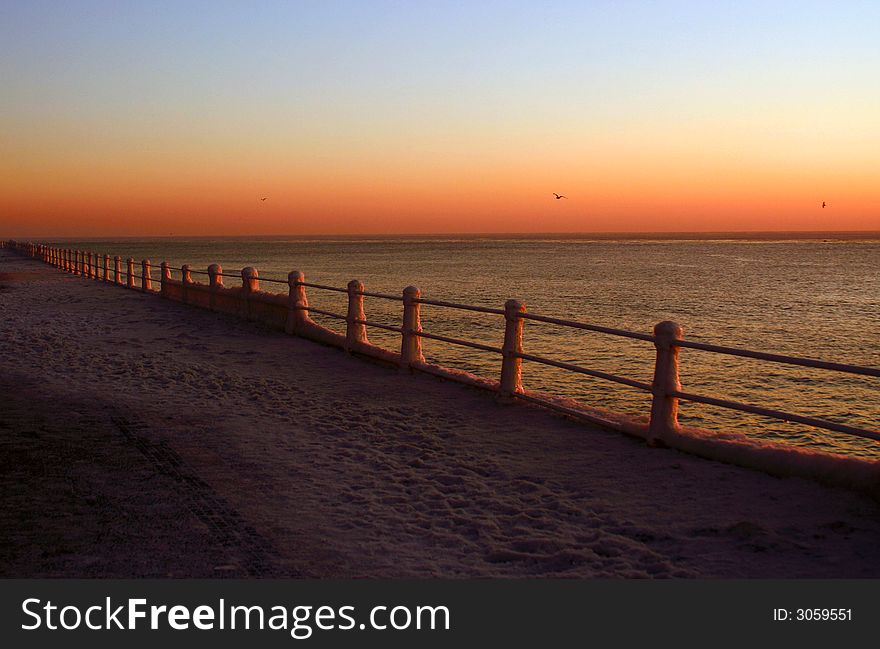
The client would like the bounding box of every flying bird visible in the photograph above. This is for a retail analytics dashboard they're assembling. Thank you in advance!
[553,193,567,200]
[260,197,268,201]
[822,201,826,208]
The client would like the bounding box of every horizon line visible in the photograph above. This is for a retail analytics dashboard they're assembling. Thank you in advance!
[10,229,880,241]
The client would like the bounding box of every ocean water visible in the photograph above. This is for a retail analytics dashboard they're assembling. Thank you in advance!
[48,233,880,458]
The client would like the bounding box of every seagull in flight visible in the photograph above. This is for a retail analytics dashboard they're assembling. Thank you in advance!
[553,193,567,200]
[822,201,826,208]
[260,197,268,201]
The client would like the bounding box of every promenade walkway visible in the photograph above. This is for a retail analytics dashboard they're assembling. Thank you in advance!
[2,248,879,577]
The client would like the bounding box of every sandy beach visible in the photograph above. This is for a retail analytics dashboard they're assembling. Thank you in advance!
[2,247,880,578]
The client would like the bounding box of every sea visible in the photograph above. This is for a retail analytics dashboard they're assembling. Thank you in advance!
[46,232,880,458]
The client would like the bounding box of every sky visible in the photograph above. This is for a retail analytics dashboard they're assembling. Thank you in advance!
[1,0,878,236]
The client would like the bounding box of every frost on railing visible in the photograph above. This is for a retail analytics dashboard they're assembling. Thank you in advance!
[10,240,880,469]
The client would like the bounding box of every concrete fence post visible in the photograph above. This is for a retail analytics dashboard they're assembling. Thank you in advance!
[114,256,121,284]
[346,279,369,350]
[648,320,684,445]
[242,267,259,293]
[181,264,193,303]
[141,259,152,292]
[160,262,171,296]
[400,285,424,369]
[103,255,110,281]
[286,271,309,334]
[499,299,526,398]
[208,264,223,310]
[126,258,135,288]
[241,267,259,318]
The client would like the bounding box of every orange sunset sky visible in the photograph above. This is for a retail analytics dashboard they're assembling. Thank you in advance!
[1,1,878,237]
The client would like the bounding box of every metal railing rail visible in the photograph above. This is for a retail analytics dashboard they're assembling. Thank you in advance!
[669,390,880,442]
[515,351,653,392]
[519,312,656,342]
[674,339,880,378]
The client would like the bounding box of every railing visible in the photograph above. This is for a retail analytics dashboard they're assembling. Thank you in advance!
[8,239,880,450]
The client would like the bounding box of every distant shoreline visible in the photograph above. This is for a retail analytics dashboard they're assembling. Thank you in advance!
[18,230,880,243]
